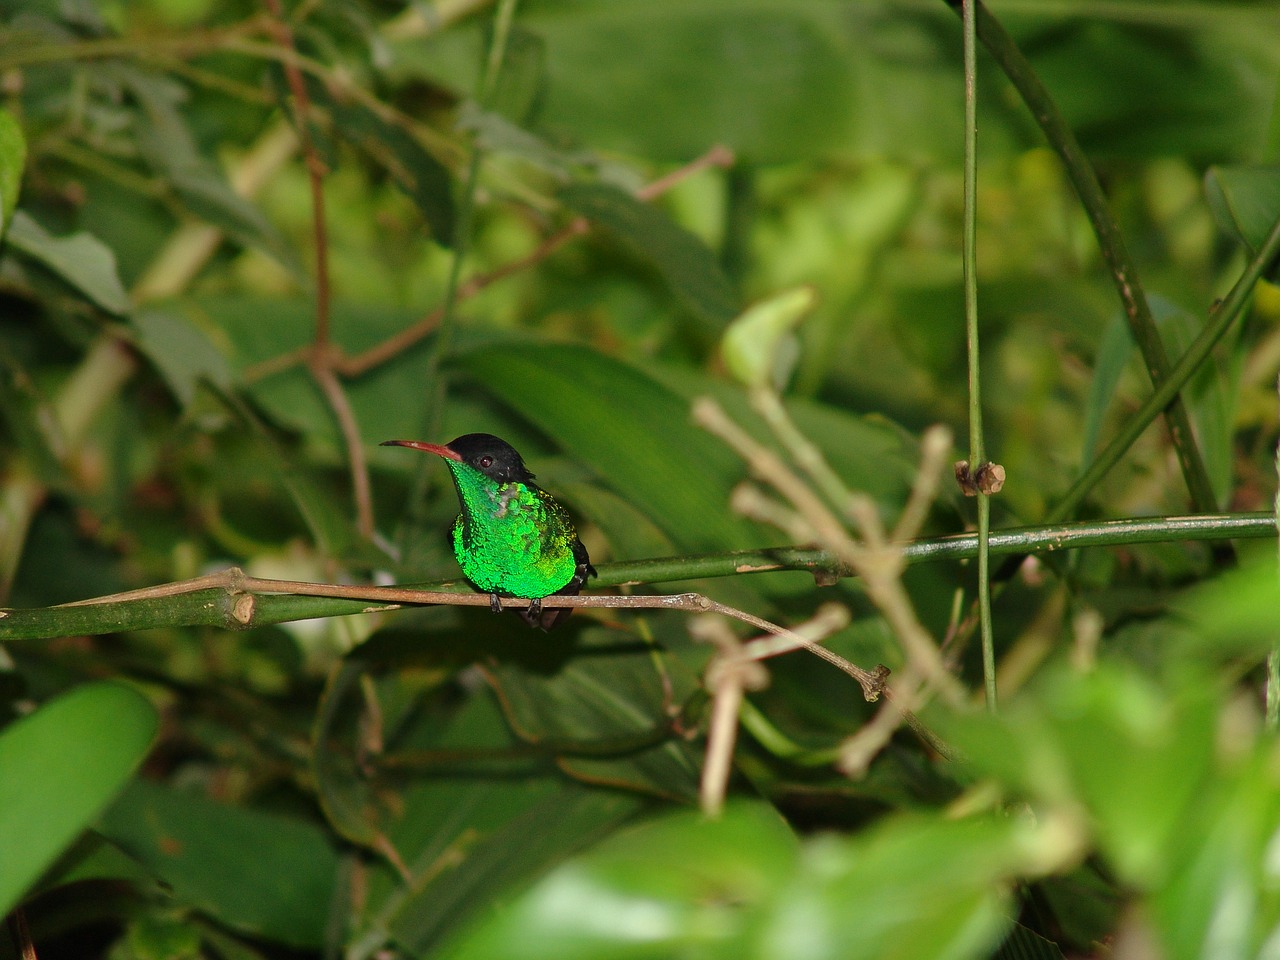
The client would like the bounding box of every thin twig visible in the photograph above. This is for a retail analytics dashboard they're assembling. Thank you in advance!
[310,358,375,539]
[263,0,376,539]
[693,396,966,706]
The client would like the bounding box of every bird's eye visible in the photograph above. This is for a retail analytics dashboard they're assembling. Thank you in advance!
[478,455,493,468]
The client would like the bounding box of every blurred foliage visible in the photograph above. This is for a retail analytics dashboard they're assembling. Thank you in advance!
[1,1,1280,959]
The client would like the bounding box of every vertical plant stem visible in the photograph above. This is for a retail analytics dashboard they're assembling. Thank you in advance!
[1269,374,1280,730]
[950,0,1221,523]
[264,0,376,539]
[427,0,519,389]
[961,0,996,711]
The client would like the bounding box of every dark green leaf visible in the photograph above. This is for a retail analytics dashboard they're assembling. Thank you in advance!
[487,623,701,799]
[455,342,758,552]
[318,91,456,246]
[353,692,646,956]
[98,779,341,949]
[560,182,739,328]
[5,212,131,314]
[1206,164,1280,277]
[131,308,232,408]
[125,67,299,273]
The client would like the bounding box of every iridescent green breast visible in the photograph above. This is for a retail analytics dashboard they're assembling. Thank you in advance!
[446,467,578,599]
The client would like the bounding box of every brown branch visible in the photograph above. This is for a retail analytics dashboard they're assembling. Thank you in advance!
[309,357,375,538]
[262,0,376,539]
[56,568,888,701]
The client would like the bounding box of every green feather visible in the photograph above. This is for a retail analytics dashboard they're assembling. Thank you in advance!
[445,460,578,599]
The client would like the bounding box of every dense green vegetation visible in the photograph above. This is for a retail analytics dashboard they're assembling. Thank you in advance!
[2,1,1280,957]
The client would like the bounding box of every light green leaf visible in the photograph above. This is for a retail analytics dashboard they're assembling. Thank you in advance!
[440,801,1046,960]
[0,108,25,238]
[721,286,816,389]
[5,211,131,314]
[0,682,157,915]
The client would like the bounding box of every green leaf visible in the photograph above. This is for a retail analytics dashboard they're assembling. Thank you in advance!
[486,622,702,799]
[125,67,300,273]
[0,682,158,915]
[440,801,1045,960]
[721,286,816,389]
[0,107,25,238]
[943,663,1219,886]
[437,800,798,960]
[489,25,547,124]
[560,182,739,328]
[323,94,456,247]
[1171,553,1280,659]
[455,342,758,552]
[1205,164,1280,273]
[131,308,232,408]
[4,212,131,314]
[1148,748,1280,960]
[97,779,341,949]
[351,692,646,956]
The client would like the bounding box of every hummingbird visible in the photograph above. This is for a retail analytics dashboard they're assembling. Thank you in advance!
[380,433,596,629]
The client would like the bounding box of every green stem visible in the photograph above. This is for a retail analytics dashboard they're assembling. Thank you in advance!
[1048,208,1280,524]
[960,0,997,712]
[947,0,1220,520]
[2,513,1272,641]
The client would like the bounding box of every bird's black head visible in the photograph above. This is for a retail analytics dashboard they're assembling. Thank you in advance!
[446,433,535,484]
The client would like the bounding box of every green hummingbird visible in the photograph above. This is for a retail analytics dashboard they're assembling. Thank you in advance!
[381,433,596,629]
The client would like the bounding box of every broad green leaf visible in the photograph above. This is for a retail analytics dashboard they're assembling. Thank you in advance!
[560,182,739,328]
[1148,748,1280,960]
[0,108,25,238]
[455,342,758,552]
[98,779,340,949]
[441,801,1046,960]
[943,663,1219,886]
[1171,553,1280,659]
[131,308,232,407]
[721,287,815,390]
[5,212,131,314]
[197,296,440,453]
[437,800,798,960]
[0,682,157,915]
[1205,164,1280,269]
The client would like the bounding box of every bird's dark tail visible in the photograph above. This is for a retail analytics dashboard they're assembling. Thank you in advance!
[524,541,597,630]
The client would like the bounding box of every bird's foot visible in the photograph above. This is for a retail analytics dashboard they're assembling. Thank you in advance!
[488,592,503,615]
